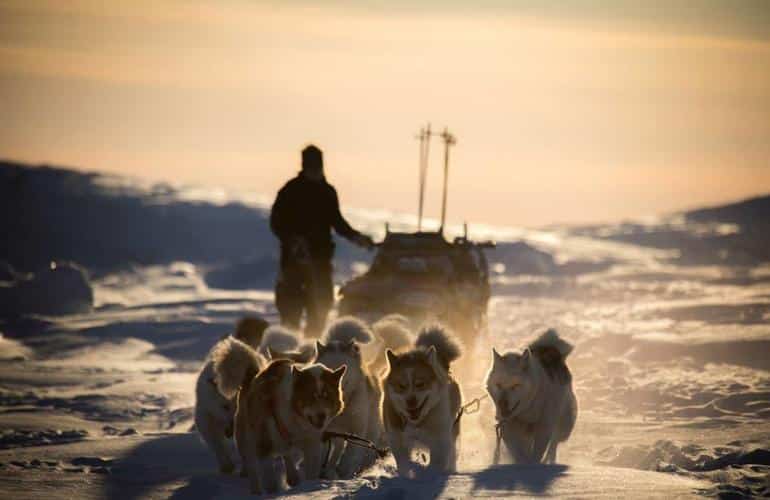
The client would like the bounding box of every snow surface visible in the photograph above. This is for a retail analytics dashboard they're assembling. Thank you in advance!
[1,163,768,498]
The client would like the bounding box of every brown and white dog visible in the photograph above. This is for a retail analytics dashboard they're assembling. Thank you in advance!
[212,336,346,494]
[382,324,463,476]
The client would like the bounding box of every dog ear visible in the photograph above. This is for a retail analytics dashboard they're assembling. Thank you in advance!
[386,348,398,368]
[492,347,502,364]
[315,340,325,357]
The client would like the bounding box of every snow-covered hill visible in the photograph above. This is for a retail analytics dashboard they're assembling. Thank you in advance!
[1,161,768,498]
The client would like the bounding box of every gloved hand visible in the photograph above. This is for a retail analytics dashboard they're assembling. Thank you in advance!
[353,233,375,250]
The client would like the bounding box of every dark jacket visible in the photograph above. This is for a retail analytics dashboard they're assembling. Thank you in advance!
[270,174,360,262]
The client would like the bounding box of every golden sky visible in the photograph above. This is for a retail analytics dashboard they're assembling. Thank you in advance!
[2,0,769,226]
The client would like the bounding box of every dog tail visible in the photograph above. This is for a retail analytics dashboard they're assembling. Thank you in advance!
[529,328,574,359]
[323,316,373,344]
[367,316,415,375]
[258,325,301,356]
[267,342,317,364]
[372,315,414,352]
[211,337,264,399]
[416,324,463,370]
[233,315,270,349]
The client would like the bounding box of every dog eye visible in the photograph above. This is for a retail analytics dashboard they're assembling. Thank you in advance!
[415,381,426,390]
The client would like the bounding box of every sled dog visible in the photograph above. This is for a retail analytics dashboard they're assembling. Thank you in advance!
[485,328,577,464]
[194,316,268,473]
[212,337,346,494]
[315,316,383,478]
[382,324,463,476]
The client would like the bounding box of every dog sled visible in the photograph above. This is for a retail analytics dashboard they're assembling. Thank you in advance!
[338,125,494,344]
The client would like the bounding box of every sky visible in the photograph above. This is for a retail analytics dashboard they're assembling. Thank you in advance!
[2,0,769,227]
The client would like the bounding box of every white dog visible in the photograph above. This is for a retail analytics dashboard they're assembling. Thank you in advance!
[485,329,577,464]
[194,316,268,474]
[382,324,463,476]
[314,316,383,479]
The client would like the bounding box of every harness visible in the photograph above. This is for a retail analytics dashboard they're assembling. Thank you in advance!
[454,394,488,427]
[492,401,520,465]
[321,431,390,471]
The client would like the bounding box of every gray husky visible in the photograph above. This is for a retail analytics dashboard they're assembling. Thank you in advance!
[485,329,577,464]
[315,316,383,479]
[382,324,463,476]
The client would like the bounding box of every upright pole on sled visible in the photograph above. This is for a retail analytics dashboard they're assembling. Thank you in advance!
[416,123,431,232]
[439,127,456,235]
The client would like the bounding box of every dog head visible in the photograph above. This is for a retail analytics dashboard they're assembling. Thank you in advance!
[290,363,346,430]
[314,340,364,396]
[485,348,539,421]
[384,347,446,425]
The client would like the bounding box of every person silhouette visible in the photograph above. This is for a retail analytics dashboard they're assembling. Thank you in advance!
[270,144,374,336]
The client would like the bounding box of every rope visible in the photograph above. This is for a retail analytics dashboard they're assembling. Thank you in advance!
[321,394,492,470]
[494,422,503,465]
[321,430,390,470]
[454,394,488,427]
[492,400,520,465]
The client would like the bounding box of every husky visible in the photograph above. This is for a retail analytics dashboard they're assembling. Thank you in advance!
[259,324,315,363]
[485,328,577,464]
[382,324,463,476]
[314,316,383,479]
[194,316,268,474]
[368,314,415,377]
[212,337,346,494]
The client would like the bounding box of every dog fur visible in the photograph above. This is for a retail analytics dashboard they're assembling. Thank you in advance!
[485,328,577,464]
[368,314,415,377]
[259,324,316,364]
[212,338,346,494]
[194,317,268,474]
[314,316,383,479]
[382,324,463,476]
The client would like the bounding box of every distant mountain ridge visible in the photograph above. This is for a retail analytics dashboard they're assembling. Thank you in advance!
[1,161,277,274]
[685,194,770,225]
[2,161,768,275]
